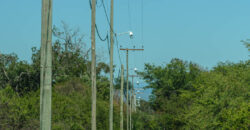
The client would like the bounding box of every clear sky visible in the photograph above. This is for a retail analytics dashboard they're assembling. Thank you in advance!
[0,0,249,100]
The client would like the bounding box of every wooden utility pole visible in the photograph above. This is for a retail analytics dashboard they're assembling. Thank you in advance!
[126,50,129,130]
[129,75,139,130]
[40,0,53,130]
[129,75,139,112]
[135,91,144,109]
[120,48,144,130]
[91,0,97,129]
[120,65,124,130]
[109,0,114,129]
[135,93,138,111]
[130,76,133,130]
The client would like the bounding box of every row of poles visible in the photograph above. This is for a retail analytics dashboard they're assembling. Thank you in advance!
[40,0,143,130]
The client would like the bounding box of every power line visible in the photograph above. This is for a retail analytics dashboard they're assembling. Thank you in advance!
[89,0,108,42]
[115,36,123,66]
[90,0,123,67]
[100,0,123,67]
[141,0,144,44]
[128,0,132,30]
[107,34,111,55]
[101,0,111,28]
[96,25,108,41]
[141,0,145,75]
[89,0,111,64]
[89,0,126,105]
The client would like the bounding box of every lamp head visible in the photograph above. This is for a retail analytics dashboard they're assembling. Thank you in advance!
[129,31,133,39]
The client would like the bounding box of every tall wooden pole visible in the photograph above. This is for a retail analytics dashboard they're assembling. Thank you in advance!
[130,76,133,130]
[126,50,129,130]
[131,77,135,112]
[109,0,114,129]
[134,93,136,112]
[91,0,97,129]
[120,65,124,130]
[40,0,53,129]
[129,75,139,111]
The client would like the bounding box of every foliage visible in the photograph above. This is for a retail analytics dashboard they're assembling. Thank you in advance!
[0,23,116,129]
[241,39,250,52]
[0,53,39,94]
[137,59,250,129]
[0,23,111,95]
[1,54,248,129]
[0,78,122,130]
[1,24,249,130]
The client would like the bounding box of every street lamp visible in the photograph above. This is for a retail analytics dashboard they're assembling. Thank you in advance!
[137,96,142,107]
[136,80,139,85]
[116,31,134,39]
[129,67,138,73]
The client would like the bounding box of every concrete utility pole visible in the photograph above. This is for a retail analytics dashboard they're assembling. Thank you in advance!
[91,0,97,129]
[134,93,137,111]
[130,77,133,130]
[126,50,129,130]
[129,75,139,112]
[109,0,114,129]
[40,0,53,129]
[129,75,139,130]
[135,91,144,109]
[120,48,144,130]
[120,65,124,130]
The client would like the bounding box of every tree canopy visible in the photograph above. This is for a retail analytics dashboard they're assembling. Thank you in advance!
[0,25,249,129]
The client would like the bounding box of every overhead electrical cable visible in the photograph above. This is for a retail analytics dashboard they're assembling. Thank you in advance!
[128,0,132,30]
[141,0,144,44]
[100,0,123,66]
[89,0,108,42]
[95,24,108,41]
[89,0,124,78]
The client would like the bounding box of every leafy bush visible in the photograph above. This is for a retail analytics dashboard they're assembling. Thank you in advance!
[0,78,121,129]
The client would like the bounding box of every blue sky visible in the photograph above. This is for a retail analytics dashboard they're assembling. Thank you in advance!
[0,0,249,100]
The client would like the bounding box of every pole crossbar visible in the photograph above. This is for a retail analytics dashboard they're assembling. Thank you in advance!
[120,48,144,51]
[129,75,139,77]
